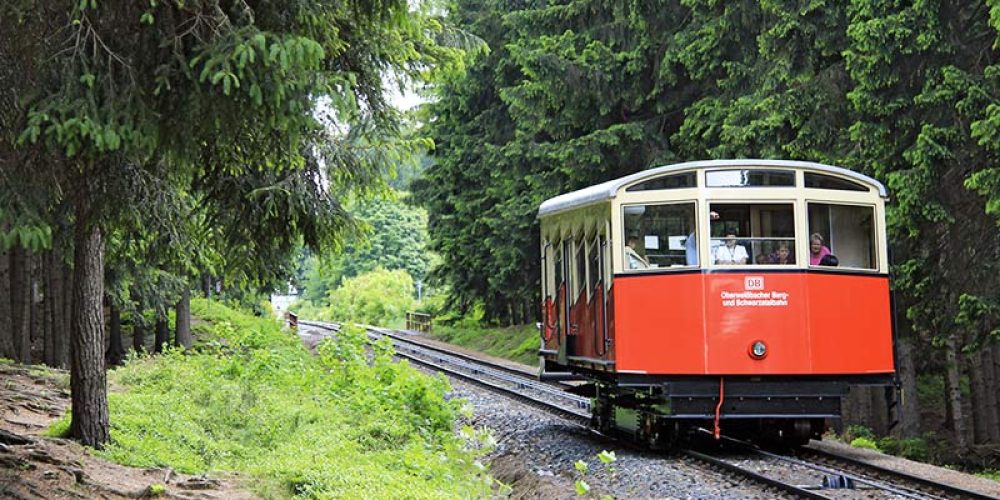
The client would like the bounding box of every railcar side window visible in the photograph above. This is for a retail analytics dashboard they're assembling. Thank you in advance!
[706,169,795,187]
[587,237,601,293]
[625,172,696,192]
[575,239,587,299]
[807,203,876,269]
[804,173,869,192]
[553,242,564,290]
[622,202,697,270]
[708,203,796,266]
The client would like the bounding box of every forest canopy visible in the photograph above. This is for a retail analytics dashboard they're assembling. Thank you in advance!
[414,0,1000,449]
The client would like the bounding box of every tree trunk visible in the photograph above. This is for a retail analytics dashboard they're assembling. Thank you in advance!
[154,315,169,354]
[11,246,32,363]
[30,252,43,363]
[974,345,1000,444]
[132,297,146,353]
[105,304,125,366]
[69,199,110,448]
[43,252,56,367]
[50,254,67,368]
[60,259,73,368]
[894,337,921,438]
[201,273,212,298]
[175,287,191,349]
[944,333,968,450]
[0,248,13,359]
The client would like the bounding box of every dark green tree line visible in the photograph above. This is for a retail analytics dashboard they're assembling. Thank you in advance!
[1,0,464,447]
[417,0,1000,453]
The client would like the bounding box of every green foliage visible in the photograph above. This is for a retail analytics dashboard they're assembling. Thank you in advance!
[850,437,880,451]
[337,194,432,284]
[297,191,432,306]
[100,298,491,498]
[419,0,1000,357]
[430,321,540,366]
[572,450,617,498]
[876,436,931,462]
[323,268,416,326]
[843,425,876,442]
[977,470,1000,482]
[44,415,71,438]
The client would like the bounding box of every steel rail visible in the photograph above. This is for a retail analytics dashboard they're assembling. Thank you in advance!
[799,447,996,500]
[705,432,954,500]
[371,326,547,380]
[678,448,831,499]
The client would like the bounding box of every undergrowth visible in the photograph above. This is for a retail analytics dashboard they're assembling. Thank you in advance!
[429,315,539,366]
[79,298,493,498]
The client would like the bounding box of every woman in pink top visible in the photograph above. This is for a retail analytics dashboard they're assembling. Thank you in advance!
[809,233,831,265]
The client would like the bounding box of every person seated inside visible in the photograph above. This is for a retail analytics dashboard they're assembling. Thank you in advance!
[624,235,649,270]
[819,254,839,267]
[685,210,720,266]
[809,233,832,265]
[713,233,748,265]
[770,243,794,265]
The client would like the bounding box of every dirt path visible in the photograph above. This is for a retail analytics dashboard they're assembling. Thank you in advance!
[0,362,256,499]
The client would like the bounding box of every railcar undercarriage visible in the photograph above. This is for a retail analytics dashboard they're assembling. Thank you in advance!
[576,373,896,448]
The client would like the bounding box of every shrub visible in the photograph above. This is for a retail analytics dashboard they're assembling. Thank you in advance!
[877,436,930,462]
[850,437,880,450]
[325,268,415,326]
[842,425,876,442]
[99,298,491,498]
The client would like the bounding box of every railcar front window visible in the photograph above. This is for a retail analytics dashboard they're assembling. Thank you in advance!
[708,203,796,266]
[807,203,876,269]
[706,169,795,187]
[622,202,697,271]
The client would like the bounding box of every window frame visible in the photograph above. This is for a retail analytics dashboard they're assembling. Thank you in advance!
[706,201,799,269]
[805,201,879,272]
[619,200,699,273]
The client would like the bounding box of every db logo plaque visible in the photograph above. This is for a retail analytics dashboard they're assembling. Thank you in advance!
[744,276,764,290]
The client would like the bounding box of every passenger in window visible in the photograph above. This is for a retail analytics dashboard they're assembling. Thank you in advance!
[625,235,649,270]
[713,233,748,265]
[770,243,794,265]
[685,211,719,266]
[819,254,839,267]
[809,233,832,265]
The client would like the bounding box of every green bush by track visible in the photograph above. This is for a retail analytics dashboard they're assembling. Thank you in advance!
[429,317,539,367]
[86,298,492,498]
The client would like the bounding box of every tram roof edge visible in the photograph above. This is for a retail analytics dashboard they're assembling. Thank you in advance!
[537,159,888,218]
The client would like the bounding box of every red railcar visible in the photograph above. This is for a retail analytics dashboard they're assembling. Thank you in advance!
[538,160,895,445]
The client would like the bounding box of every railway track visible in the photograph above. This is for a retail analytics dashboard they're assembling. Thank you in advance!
[680,434,977,499]
[796,447,995,499]
[296,320,993,499]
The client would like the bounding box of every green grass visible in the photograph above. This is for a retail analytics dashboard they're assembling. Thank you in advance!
[429,320,540,366]
[977,470,1000,482]
[83,298,493,498]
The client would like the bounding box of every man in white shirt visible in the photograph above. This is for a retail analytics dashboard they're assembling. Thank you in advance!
[713,233,748,265]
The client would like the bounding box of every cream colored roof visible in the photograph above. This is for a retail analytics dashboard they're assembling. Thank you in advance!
[537,159,887,218]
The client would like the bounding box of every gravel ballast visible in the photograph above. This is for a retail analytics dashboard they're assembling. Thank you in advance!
[451,378,782,499]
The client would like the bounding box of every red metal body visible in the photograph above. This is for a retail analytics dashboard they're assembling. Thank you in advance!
[544,271,894,376]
